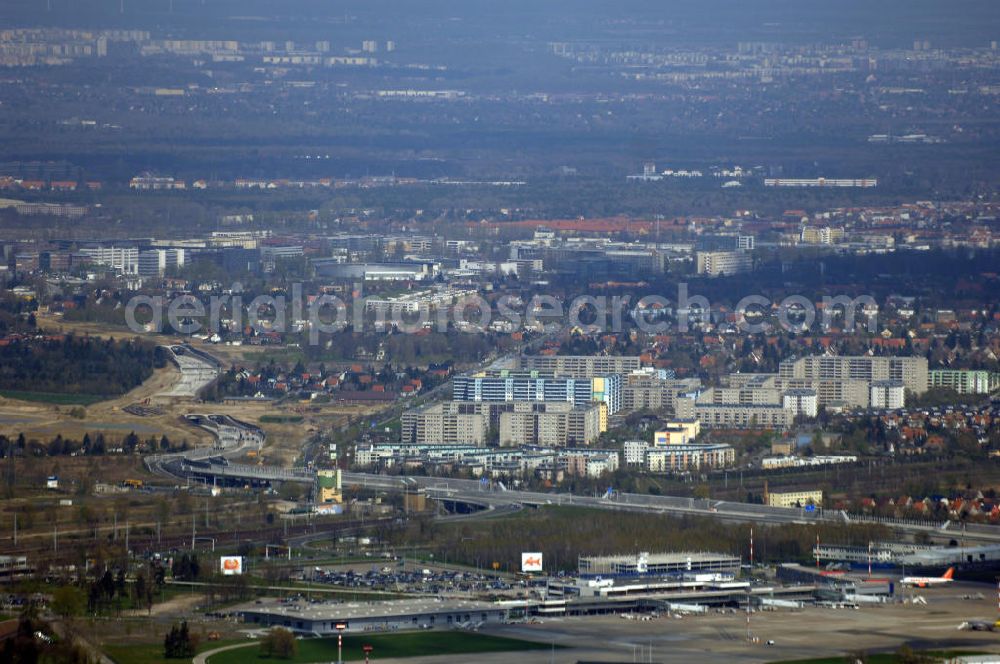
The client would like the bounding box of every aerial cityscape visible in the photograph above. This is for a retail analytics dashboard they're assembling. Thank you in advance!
[2,1,1000,662]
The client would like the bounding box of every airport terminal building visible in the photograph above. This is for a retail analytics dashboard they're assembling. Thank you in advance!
[235,598,509,634]
[577,551,741,578]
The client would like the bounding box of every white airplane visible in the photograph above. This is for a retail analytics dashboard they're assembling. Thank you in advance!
[900,567,954,588]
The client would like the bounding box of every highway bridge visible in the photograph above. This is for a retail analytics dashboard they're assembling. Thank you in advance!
[176,458,314,486]
[148,424,1000,543]
[144,412,268,481]
[341,472,1000,545]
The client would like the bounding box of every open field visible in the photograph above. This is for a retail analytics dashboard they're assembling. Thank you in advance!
[103,633,245,664]
[205,632,554,664]
[0,359,206,445]
[0,390,109,406]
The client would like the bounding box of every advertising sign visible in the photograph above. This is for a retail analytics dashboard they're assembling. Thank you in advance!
[220,556,243,576]
[521,552,543,572]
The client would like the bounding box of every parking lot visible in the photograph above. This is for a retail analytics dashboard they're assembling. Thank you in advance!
[303,564,534,598]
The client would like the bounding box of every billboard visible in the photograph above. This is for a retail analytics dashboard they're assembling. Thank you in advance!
[521,552,543,573]
[220,556,244,576]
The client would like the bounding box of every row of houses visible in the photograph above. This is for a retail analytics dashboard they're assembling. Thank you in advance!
[0,176,101,191]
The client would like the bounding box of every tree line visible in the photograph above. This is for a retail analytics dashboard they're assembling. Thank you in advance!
[0,334,164,396]
[0,432,188,459]
[425,507,889,574]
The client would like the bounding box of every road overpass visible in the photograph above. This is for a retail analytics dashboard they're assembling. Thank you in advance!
[174,458,314,486]
[341,472,1000,545]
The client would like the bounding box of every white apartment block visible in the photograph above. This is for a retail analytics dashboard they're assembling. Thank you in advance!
[400,402,489,446]
[585,456,617,478]
[138,248,186,277]
[646,444,735,472]
[695,250,752,276]
[621,376,702,413]
[782,389,818,418]
[779,355,928,397]
[499,402,601,447]
[869,381,905,409]
[516,355,642,377]
[929,369,995,394]
[677,396,792,430]
[78,245,139,274]
[623,440,649,466]
[366,288,478,316]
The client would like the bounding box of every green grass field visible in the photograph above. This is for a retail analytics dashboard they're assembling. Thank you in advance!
[104,638,244,664]
[207,631,555,664]
[0,389,108,405]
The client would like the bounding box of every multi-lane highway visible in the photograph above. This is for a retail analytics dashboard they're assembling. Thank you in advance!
[160,344,220,397]
[144,413,267,480]
[341,472,1000,544]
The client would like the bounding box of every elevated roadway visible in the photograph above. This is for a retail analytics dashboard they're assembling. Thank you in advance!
[342,472,1000,545]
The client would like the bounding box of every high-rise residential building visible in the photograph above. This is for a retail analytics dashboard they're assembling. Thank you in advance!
[498,402,602,447]
[782,389,818,418]
[78,245,139,274]
[515,355,641,377]
[623,440,650,465]
[138,248,186,277]
[779,355,928,397]
[800,226,845,245]
[688,401,792,430]
[621,375,701,413]
[929,369,994,394]
[696,233,755,252]
[453,370,622,414]
[869,381,905,409]
[696,250,752,276]
[400,402,490,446]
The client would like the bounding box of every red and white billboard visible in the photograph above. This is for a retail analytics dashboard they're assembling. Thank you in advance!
[220,556,244,576]
[521,552,543,573]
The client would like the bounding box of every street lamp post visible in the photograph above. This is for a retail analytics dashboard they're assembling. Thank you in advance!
[335,623,347,664]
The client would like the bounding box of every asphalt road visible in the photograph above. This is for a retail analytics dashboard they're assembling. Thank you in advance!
[342,471,1000,544]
